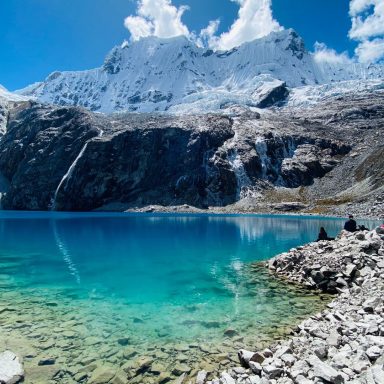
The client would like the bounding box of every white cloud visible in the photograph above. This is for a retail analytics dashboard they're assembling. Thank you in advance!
[313,42,352,65]
[196,20,220,48]
[212,0,283,50]
[355,38,384,62]
[124,16,153,41]
[124,0,190,41]
[349,0,384,62]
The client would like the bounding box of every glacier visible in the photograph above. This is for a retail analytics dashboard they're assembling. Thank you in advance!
[16,29,384,114]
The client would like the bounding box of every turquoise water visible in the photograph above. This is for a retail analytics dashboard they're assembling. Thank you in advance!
[0,212,378,382]
[0,212,354,300]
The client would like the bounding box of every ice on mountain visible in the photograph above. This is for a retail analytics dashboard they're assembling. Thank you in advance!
[16,28,384,114]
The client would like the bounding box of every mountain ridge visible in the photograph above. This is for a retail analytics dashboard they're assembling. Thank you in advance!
[17,29,384,114]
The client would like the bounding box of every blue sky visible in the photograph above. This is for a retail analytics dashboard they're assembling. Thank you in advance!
[0,0,379,90]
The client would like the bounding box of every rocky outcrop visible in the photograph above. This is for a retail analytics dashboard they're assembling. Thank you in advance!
[0,104,103,210]
[54,115,235,211]
[0,104,237,210]
[0,89,383,212]
[206,228,384,383]
[268,229,382,293]
[255,81,289,109]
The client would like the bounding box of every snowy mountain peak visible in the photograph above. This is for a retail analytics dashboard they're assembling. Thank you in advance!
[0,85,29,103]
[17,29,384,114]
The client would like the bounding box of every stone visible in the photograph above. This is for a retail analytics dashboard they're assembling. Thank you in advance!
[366,346,382,360]
[274,346,292,358]
[117,337,130,346]
[74,372,89,382]
[232,367,246,374]
[122,347,137,359]
[196,370,208,384]
[248,376,262,384]
[151,363,167,374]
[326,330,341,347]
[307,355,344,384]
[223,329,238,337]
[249,361,262,375]
[281,354,296,367]
[110,372,127,384]
[295,375,313,384]
[172,364,191,376]
[262,364,284,379]
[87,366,116,384]
[220,372,236,384]
[371,364,384,384]
[331,351,351,369]
[0,351,24,384]
[238,349,256,367]
[262,349,273,358]
[363,297,382,312]
[173,373,186,384]
[158,371,173,383]
[133,356,153,374]
[38,357,55,366]
[62,330,76,338]
[25,365,60,383]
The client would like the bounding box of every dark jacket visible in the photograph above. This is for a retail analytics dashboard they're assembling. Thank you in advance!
[344,219,357,232]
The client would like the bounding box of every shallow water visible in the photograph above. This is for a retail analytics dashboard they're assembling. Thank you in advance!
[0,212,377,383]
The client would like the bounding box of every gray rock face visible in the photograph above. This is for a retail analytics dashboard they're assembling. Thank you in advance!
[0,89,383,212]
[0,351,24,384]
[255,81,289,108]
[0,104,103,210]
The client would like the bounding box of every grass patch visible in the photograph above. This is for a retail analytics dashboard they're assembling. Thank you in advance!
[316,194,354,206]
[263,187,309,204]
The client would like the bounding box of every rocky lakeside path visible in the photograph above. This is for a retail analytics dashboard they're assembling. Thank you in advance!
[209,227,384,384]
[1,227,383,384]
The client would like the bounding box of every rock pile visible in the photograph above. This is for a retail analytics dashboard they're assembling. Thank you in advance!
[205,228,384,384]
[268,228,383,293]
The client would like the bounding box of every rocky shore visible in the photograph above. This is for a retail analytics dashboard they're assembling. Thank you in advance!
[209,227,384,384]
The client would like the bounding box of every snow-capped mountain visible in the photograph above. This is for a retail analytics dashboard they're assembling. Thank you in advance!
[0,85,30,135]
[17,29,384,114]
[0,85,29,103]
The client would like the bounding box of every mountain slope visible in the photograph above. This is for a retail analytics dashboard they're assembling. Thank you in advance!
[0,85,30,135]
[1,88,383,215]
[18,29,384,114]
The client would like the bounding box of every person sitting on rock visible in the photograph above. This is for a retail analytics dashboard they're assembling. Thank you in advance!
[344,215,357,232]
[317,227,334,241]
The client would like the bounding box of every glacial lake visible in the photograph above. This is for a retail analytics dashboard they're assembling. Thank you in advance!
[0,212,379,382]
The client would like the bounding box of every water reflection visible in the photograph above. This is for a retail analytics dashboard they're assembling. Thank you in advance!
[51,220,81,284]
[0,212,379,304]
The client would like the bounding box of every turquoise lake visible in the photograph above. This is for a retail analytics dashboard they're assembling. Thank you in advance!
[0,212,378,382]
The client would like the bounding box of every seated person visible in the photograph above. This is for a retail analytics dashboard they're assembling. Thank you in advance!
[344,215,357,232]
[317,227,334,241]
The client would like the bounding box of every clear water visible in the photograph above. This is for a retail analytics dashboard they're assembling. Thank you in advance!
[0,212,378,382]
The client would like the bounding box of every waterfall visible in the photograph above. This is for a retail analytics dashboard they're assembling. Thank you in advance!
[255,136,270,179]
[227,151,258,199]
[283,137,296,158]
[255,136,297,186]
[51,128,103,210]
[203,150,223,206]
[51,142,89,210]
